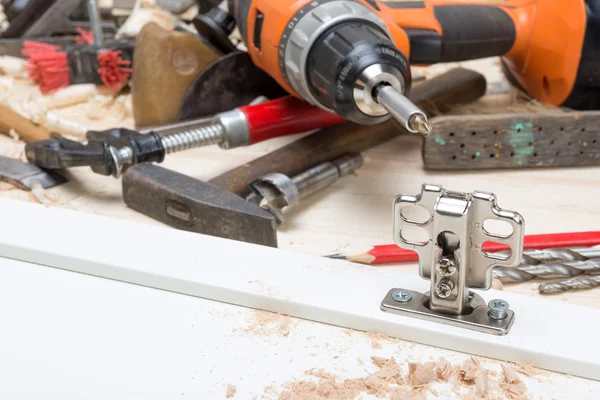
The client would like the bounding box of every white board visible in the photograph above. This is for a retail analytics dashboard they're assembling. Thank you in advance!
[0,199,598,381]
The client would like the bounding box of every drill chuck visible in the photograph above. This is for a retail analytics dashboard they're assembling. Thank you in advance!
[231,0,430,132]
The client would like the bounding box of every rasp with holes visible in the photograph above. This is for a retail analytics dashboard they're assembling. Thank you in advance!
[423,112,600,169]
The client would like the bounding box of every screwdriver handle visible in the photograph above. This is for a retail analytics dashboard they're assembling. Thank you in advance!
[239,96,345,145]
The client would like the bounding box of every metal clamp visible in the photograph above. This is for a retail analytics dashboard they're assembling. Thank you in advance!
[381,184,524,335]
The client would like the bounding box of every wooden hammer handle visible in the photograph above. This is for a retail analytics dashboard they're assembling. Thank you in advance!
[209,68,487,197]
[0,103,52,143]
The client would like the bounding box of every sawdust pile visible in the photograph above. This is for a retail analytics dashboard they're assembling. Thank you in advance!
[276,356,535,400]
[365,332,401,349]
[226,384,237,398]
[243,310,294,337]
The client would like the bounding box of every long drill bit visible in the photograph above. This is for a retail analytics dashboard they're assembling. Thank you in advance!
[493,246,600,283]
[539,275,600,295]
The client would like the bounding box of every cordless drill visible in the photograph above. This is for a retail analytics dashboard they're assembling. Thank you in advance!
[228,0,600,132]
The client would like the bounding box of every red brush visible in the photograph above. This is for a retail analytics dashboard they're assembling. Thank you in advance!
[22,30,133,94]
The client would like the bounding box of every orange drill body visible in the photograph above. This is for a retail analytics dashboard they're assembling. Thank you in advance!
[231,0,590,115]
[377,0,586,106]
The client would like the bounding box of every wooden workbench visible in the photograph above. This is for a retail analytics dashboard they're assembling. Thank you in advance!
[1,59,599,398]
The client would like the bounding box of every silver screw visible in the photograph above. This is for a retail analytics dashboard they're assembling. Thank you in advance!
[435,279,455,299]
[436,257,457,277]
[488,299,510,320]
[392,290,412,303]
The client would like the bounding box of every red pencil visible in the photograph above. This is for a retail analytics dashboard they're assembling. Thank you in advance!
[326,231,600,265]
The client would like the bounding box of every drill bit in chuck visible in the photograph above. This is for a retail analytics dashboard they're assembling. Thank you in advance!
[375,84,432,136]
[247,154,363,224]
[539,275,600,295]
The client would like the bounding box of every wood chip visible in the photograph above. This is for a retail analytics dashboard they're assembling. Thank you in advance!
[515,362,546,377]
[460,357,482,382]
[501,363,530,399]
[501,364,520,384]
[475,369,489,397]
[436,357,454,381]
[226,384,236,398]
[389,386,425,400]
[408,362,437,387]
[371,356,393,368]
[368,358,401,382]
[501,379,529,400]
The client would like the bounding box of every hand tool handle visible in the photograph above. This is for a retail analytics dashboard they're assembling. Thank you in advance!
[0,103,52,142]
[384,1,523,64]
[383,0,587,106]
[240,96,346,145]
[209,67,487,197]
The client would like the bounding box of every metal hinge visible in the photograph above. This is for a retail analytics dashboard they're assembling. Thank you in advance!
[381,184,524,335]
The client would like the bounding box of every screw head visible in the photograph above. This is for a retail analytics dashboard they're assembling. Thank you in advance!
[392,290,412,303]
[488,299,510,320]
[436,257,457,277]
[435,279,455,299]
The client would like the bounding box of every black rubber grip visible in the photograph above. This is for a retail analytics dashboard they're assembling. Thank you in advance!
[562,5,600,110]
[434,5,516,62]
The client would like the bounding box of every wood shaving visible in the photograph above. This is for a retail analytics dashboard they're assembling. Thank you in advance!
[8,129,19,141]
[85,93,130,121]
[475,369,489,397]
[458,357,493,397]
[0,4,8,33]
[366,332,394,349]
[86,95,115,120]
[460,357,482,382]
[370,356,392,368]
[501,379,529,399]
[368,357,401,383]
[408,362,437,387]
[42,84,107,109]
[436,357,454,381]
[501,363,530,399]
[116,0,180,39]
[30,109,87,139]
[277,358,406,399]
[515,362,546,377]
[501,364,520,384]
[226,384,236,398]
[460,393,480,400]
[243,310,294,337]
[0,56,27,78]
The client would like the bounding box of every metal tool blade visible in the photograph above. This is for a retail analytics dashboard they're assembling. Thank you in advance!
[122,163,278,247]
[0,156,67,190]
[177,51,286,121]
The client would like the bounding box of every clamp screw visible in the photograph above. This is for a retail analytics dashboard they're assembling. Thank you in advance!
[392,290,412,303]
[435,279,455,299]
[436,257,457,277]
[488,299,510,320]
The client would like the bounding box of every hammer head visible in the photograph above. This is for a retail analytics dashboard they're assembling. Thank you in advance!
[122,163,278,247]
